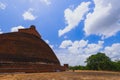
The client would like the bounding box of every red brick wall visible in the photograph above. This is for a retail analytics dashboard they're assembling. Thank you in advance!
[0,30,60,64]
[0,26,66,73]
[0,62,66,73]
[18,26,41,38]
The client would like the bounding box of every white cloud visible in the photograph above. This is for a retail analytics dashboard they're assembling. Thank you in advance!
[0,2,6,10]
[68,40,89,54]
[40,0,51,5]
[45,40,54,49]
[57,39,120,66]
[59,40,72,48]
[57,40,104,66]
[29,0,51,5]
[84,0,120,39]
[55,49,89,66]
[0,28,3,34]
[58,2,91,37]
[84,41,104,54]
[11,26,25,32]
[45,40,50,44]
[104,43,120,61]
[22,8,36,20]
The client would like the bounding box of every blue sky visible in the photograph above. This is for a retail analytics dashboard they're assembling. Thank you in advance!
[0,0,120,66]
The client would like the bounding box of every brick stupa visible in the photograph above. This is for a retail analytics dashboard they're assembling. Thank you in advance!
[0,25,67,73]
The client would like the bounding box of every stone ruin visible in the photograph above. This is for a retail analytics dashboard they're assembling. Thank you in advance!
[0,25,68,73]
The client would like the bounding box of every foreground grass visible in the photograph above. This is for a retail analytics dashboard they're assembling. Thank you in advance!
[0,70,120,80]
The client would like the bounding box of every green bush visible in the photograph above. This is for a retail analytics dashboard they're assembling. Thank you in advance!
[69,52,120,71]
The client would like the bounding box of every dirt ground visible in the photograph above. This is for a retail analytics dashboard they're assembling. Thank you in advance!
[0,70,120,80]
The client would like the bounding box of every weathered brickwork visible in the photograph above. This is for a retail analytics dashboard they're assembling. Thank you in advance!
[0,25,67,73]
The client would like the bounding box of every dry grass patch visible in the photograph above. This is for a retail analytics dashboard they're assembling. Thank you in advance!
[0,71,120,80]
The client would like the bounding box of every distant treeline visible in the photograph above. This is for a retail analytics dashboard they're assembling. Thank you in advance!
[69,52,120,71]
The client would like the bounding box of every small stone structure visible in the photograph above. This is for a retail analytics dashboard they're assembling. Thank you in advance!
[0,25,68,73]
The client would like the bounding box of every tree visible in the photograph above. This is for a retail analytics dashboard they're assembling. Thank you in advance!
[85,52,112,70]
[111,60,120,71]
[69,65,86,70]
